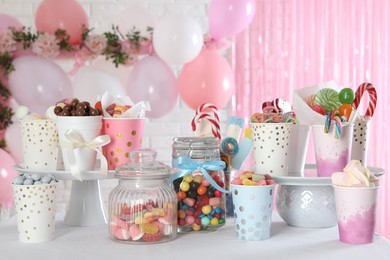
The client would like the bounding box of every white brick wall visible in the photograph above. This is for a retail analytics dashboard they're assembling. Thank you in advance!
[0,0,232,215]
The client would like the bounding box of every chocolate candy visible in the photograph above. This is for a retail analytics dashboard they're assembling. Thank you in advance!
[54,98,99,117]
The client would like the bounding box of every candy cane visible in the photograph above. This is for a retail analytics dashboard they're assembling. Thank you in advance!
[352,82,377,117]
[191,103,221,140]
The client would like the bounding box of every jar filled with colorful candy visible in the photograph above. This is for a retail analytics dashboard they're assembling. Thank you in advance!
[171,137,227,232]
[108,149,177,244]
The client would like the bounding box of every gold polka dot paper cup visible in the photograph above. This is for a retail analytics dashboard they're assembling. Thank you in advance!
[13,183,58,243]
[102,118,144,170]
[251,123,293,176]
[231,184,275,241]
[20,119,59,171]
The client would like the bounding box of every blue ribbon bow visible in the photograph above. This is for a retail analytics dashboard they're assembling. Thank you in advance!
[168,156,228,193]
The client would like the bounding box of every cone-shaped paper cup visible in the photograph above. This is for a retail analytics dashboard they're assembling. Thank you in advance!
[20,119,59,171]
[13,183,58,243]
[102,118,144,170]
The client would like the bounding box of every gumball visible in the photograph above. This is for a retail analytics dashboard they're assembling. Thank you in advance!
[210,217,219,225]
[338,104,353,121]
[183,175,193,183]
[177,191,186,200]
[214,190,223,197]
[338,88,355,104]
[192,223,201,231]
[310,104,325,115]
[180,181,190,192]
[197,185,207,195]
[201,205,212,215]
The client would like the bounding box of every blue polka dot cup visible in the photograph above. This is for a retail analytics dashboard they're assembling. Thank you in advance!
[231,184,275,241]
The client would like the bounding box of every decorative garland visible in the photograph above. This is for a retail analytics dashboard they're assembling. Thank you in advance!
[0,25,153,148]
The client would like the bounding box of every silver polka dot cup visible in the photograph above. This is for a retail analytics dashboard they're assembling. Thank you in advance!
[351,116,370,167]
[12,183,58,243]
[231,184,275,241]
[102,118,144,170]
[20,119,59,171]
[251,123,293,176]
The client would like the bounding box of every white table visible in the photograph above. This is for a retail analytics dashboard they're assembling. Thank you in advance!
[0,214,389,260]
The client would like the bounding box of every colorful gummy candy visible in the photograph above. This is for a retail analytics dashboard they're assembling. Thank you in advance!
[173,171,226,231]
[110,201,175,243]
[231,170,275,186]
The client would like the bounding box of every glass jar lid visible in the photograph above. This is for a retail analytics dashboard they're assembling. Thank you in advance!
[115,148,170,179]
[172,137,220,159]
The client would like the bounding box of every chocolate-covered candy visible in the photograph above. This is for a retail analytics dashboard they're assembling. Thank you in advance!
[54,106,63,115]
[70,98,79,107]
[75,108,86,116]
[76,103,87,111]
[61,110,71,116]
[63,104,72,112]
[89,108,99,116]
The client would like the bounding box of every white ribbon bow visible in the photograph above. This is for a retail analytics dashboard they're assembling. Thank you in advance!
[60,129,111,181]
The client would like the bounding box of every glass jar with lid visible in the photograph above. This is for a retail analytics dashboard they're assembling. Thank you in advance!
[108,149,177,244]
[171,137,227,232]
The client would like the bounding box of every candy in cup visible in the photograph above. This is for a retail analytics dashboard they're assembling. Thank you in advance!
[332,160,379,244]
[231,171,275,241]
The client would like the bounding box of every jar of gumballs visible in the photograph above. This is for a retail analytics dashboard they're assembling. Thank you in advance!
[171,137,227,232]
[108,149,177,244]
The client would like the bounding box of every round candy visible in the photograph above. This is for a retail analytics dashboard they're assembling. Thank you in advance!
[221,137,239,156]
[338,104,353,121]
[177,191,186,200]
[210,217,219,225]
[179,181,190,192]
[183,175,193,183]
[201,205,212,215]
[197,185,207,196]
[192,223,201,231]
[201,216,210,226]
[338,88,355,104]
[314,88,342,114]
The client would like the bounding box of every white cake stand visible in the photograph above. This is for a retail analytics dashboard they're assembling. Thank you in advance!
[14,164,116,227]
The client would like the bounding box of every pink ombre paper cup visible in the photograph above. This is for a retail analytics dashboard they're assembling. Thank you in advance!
[312,124,353,177]
[333,185,379,244]
[102,118,144,170]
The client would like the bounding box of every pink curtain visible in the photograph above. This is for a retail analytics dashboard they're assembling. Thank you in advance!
[232,0,389,239]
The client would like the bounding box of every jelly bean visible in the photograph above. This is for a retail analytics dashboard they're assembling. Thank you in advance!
[197,185,207,195]
[214,212,222,219]
[185,215,195,225]
[210,217,219,225]
[180,181,190,192]
[177,191,186,200]
[192,223,201,231]
[199,213,205,218]
[201,179,210,187]
[185,209,194,216]
[215,207,222,213]
[207,214,213,219]
[202,205,212,215]
[201,217,210,226]
[209,197,221,207]
[178,210,186,219]
[210,209,216,215]
[178,218,186,226]
[214,190,222,197]
[206,188,215,198]
[183,197,195,207]
[195,217,201,225]
[219,218,225,224]
[196,195,209,207]
[181,204,189,210]
[183,175,193,183]
[190,181,200,191]
[186,189,198,199]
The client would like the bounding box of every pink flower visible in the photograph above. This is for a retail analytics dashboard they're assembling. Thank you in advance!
[0,29,18,54]
[84,35,107,57]
[32,33,60,59]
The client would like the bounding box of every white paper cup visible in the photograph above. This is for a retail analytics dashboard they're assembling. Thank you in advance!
[312,124,353,177]
[251,123,293,176]
[231,184,275,241]
[13,183,58,243]
[288,124,310,175]
[56,116,102,172]
[20,119,59,171]
[333,185,379,244]
[351,117,370,166]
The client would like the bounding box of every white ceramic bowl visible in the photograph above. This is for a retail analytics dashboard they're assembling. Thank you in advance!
[276,184,337,228]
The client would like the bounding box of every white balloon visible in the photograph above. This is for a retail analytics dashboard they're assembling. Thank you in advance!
[73,67,126,104]
[153,14,203,65]
[90,56,133,88]
[5,122,23,163]
[115,5,155,36]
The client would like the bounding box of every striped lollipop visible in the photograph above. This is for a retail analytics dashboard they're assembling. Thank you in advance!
[352,82,377,117]
[324,110,342,139]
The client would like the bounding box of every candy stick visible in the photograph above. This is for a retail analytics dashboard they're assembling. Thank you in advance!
[324,110,342,139]
[191,103,221,140]
[352,82,377,117]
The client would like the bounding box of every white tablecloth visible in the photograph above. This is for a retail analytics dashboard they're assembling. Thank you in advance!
[0,214,389,260]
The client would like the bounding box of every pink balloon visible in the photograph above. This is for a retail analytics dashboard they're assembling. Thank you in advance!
[35,0,88,45]
[0,149,18,208]
[178,48,235,110]
[8,55,73,115]
[0,13,22,33]
[208,0,256,40]
[4,122,23,164]
[127,55,178,118]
